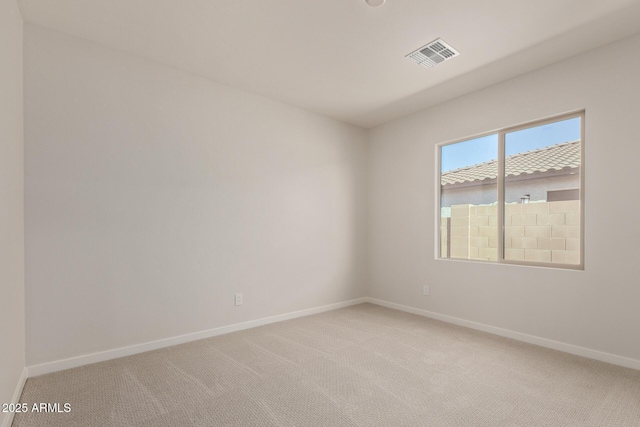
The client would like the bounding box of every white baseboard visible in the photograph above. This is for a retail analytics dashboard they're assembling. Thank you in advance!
[26,296,640,378]
[1,367,28,427]
[27,297,367,377]
[365,297,640,371]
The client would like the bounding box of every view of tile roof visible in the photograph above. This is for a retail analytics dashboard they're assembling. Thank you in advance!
[441,140,580,186]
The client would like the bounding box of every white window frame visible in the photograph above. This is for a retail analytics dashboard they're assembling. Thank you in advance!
[436,110,585,270]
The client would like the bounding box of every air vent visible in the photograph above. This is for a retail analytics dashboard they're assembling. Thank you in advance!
[406,38,459,69]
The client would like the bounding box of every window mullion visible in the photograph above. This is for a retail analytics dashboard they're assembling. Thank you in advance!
[497,132,505,262]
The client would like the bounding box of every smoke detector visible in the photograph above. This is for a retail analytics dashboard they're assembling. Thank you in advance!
[366,0,386,6]
[406,38,460,69]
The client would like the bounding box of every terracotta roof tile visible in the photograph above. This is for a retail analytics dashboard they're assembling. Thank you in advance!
[441,140,580,186]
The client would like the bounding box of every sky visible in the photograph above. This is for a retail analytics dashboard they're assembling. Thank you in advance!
[441,117,581,172]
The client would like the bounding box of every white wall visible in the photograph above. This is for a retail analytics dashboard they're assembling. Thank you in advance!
[367,34,640,362]
[24,25,366,366]
[0,0,25,423]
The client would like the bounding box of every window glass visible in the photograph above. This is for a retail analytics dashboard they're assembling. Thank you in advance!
[438,113,583,268]
[440,134,498,261]
[504,117,581,265]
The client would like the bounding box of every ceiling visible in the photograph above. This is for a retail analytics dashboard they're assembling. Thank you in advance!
[17,0,640,128]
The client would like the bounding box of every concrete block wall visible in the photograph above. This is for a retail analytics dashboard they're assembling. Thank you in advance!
[442,201,580,265]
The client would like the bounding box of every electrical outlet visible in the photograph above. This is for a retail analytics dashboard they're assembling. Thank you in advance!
[423,285,430,296]
[235,293,243,306]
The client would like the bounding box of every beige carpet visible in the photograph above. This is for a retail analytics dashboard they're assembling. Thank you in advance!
[13,303,640,426]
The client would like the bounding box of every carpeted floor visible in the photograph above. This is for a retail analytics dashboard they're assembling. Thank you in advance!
[13,303,640,426]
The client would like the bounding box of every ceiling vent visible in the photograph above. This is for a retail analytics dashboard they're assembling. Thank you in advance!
[406,38,459,69]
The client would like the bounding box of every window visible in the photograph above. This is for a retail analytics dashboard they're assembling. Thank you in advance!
[438,112,583,269]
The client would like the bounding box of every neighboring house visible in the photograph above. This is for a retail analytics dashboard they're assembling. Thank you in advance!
[441,140,580,208]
